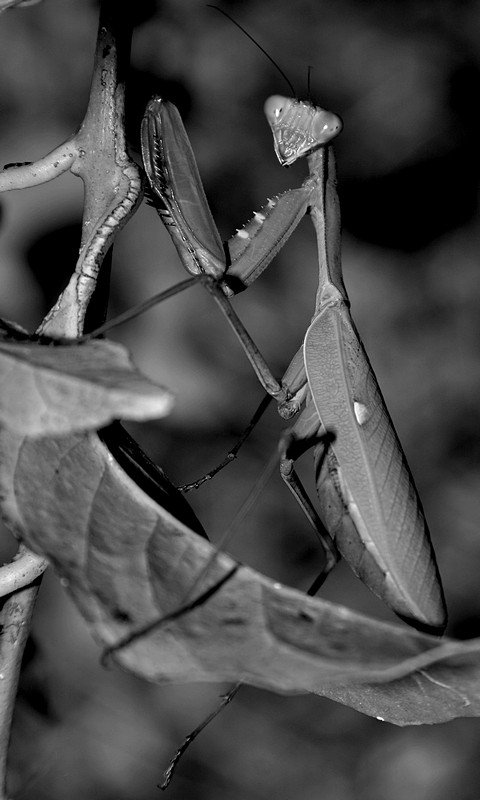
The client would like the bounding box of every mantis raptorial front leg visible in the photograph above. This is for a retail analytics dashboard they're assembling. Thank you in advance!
[141,94,446,634]
[141,97,339,405]
[141,94,341,565]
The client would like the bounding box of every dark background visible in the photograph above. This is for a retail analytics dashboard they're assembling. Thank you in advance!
[1,0,480,797]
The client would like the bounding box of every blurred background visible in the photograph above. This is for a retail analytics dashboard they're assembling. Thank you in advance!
[1,0,480,797]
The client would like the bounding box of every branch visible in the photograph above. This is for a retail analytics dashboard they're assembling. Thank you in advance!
[0,575,42,800]
[0,3,139,796]
[0,2,143,338]
[0,546,48,598]
[39,2,142,337]
[0,142,75,190]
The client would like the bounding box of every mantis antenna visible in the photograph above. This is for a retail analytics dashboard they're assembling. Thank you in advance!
[207,5,297,97]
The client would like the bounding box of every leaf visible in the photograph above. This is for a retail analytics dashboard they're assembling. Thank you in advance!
[1,425,480,725]
[0,0,43,11]
[0,336,173,436]
[320,651,480,725]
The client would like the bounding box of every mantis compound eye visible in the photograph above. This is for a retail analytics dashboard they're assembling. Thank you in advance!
[264,94,288,123]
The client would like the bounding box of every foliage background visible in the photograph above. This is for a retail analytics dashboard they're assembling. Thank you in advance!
[1,0,480,797]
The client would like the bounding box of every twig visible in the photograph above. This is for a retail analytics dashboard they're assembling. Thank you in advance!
[0,546,48,598]
[0,578,42,800]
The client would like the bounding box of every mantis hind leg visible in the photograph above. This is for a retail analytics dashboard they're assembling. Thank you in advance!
[179,394,273,491]
[279,425,339,593]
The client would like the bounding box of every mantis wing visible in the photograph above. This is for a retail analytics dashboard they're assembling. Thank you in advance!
[304,305,447,633]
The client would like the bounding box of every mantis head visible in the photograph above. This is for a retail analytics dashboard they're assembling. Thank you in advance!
[264,95,342,167]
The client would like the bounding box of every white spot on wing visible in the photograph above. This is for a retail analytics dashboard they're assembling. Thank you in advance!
[354,401,370,425]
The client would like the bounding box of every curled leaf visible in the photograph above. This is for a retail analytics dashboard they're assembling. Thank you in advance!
[1,426,480,725]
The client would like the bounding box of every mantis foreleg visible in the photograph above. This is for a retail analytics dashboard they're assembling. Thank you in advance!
[141,97,320,402]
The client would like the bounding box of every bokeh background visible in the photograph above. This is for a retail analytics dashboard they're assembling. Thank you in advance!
[1,0,480,797]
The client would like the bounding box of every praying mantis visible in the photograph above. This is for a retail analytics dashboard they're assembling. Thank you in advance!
[140,89,447,635]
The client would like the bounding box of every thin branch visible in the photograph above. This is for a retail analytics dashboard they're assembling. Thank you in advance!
[0,141,76,191]
[0,546,48,598]
[0,578,42,800]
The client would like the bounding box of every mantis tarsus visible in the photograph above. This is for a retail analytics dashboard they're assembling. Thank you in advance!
[140,91,446,635]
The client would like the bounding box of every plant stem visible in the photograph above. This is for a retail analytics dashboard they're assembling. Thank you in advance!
[0,2,138,795]
[0,547,47,599]
[0,579,42,800]
[39,0,141,338]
